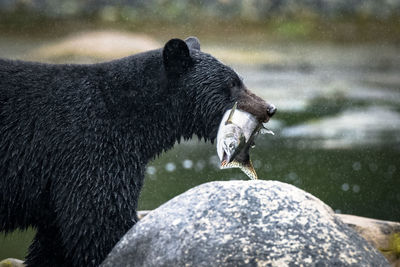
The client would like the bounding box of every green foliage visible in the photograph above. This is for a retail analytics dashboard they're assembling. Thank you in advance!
[380,232,400,258]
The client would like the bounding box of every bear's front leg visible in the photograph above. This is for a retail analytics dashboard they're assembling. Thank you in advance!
[26,211,136,267]
[25,223,67,267]
[41,166,142,267]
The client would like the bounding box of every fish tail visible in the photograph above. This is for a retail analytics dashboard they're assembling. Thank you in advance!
[240,160,258,180]
[220,159,258,180]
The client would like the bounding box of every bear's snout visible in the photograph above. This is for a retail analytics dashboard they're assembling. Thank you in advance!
[237,89,276,123]
[267,104,277,117]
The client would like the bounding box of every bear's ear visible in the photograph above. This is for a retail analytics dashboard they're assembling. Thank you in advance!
[185,36,200,50]
[163,38,192,74]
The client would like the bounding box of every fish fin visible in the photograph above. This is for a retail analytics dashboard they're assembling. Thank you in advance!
[261,123,275,135]
[260,125,275,135]
[225,102,238,125]
[240,160,258,180]
[220,159,258,180]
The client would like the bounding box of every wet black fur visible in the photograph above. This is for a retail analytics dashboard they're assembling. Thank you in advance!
[0,37,244,266]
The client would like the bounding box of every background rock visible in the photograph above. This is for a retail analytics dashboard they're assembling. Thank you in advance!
[337,214,400,267]
[0,258,25,267]
[102,180,389,267]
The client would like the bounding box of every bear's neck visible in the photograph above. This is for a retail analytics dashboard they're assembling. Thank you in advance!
[97,51,195,161]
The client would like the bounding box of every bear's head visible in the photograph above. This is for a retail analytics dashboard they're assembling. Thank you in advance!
[162,37,276,142]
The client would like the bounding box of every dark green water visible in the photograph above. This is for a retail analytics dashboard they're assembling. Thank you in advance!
[140,135,400,221]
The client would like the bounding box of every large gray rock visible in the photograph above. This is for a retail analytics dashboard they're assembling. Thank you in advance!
[101,180,389,267]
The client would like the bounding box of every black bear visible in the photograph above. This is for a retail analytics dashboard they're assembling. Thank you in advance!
[0,37,276,266]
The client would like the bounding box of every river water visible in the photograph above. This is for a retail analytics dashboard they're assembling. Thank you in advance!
[0,35,399,259]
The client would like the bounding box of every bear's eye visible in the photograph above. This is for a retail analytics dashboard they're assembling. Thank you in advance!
[228,81,236,89]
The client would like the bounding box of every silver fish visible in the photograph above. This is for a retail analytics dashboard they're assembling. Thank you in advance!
[216,103,246,164]
[216,102,274,180]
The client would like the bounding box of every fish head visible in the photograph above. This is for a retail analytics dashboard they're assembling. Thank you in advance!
[217,123,245,165]
[220,134,246,164]
[223,137,239,157]
[220,137,238,165]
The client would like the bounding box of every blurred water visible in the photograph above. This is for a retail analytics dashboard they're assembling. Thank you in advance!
[139,137,400,221]
[1,36,399,260]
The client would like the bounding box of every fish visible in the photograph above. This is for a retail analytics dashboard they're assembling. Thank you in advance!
[216,102,246,165]
[220,131,259,180]
[216,102,274,180]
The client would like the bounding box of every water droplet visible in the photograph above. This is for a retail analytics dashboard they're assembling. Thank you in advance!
[287,172,298,181]
[384,172,392,179]
[352,162,361,171]
[209,155,220,168]
[263,163,272,172]
[388,165,396,174]
[341,183,349,191]
[195,160,206,171]
[146,166,156,175]
[165,162,176,172]
[294,178,302,186]
[253,160,261,169]
[182,159,193,169]
[369,163,378,172]
[352,184,360,193]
